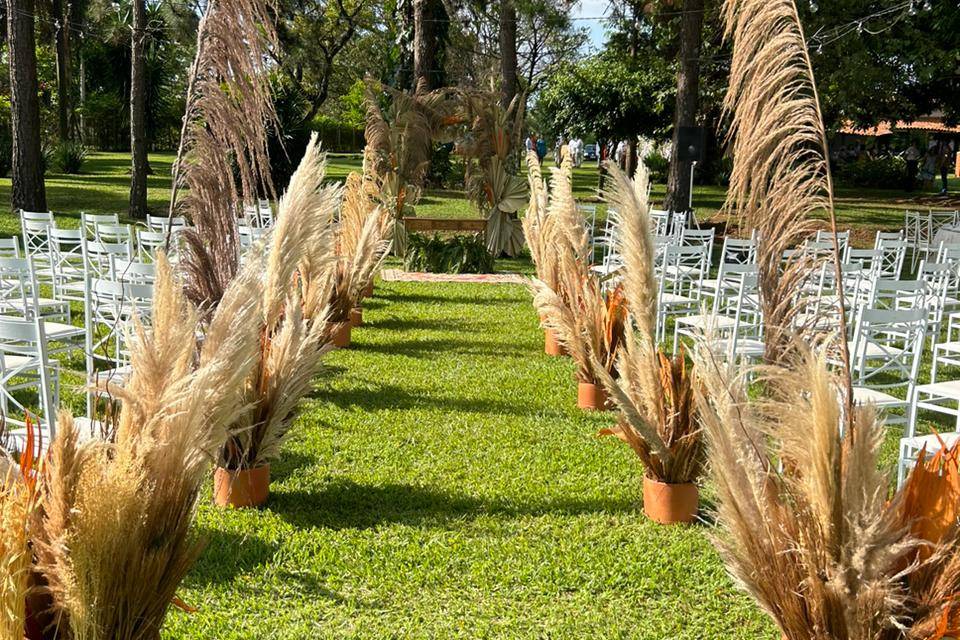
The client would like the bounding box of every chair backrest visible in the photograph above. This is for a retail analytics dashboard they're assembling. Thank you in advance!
[0,237,21,259]
[650,210,669,237]
[19,210,54,266]
[917,260,955,332]
[82,237,133,280]
[92,222,133,244]
[136,229,179,261]
[48,228,84,302]
[0,257,41,318]
[80,213,120,237]
[680,227,715,253]
[84,277,154,373]
[868,278,929,313]
[659,244,707,298]
[815,229,850,256]
[850,307,926,394]
[239,225,270,248]
[877,239,908,279]
[874,230,904,249]
[931,209,959,231]
[0,315,57,431]
[145,215,187,233]
[111,257,156,284]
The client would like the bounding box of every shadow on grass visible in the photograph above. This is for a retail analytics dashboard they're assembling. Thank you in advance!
[352,337,532,359]
[270,450,320,484]
[375,290,524,307]
[269,479,635,530]
[188,528,278,586]
[309,379,541,416]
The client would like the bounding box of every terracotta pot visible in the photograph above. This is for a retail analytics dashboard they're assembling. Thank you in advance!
[332,321,352,348]
[577,381,608,411]
[213,465,270,508]
[349,307,363,327]
[642,476,698,525]
[544,329,566,356]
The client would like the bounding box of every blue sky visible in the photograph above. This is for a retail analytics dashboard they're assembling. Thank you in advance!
[572,0,611,52]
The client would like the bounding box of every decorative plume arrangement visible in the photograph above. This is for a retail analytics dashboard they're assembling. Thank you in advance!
[327,160,393,332]
[721,0,848,371]
[23,253,259,638]
[219,135,341,476]
[528,152,625,409]
[701,0,960,635]
[592,162,703,523]
[697,346,960,639]
[171,0,279,311]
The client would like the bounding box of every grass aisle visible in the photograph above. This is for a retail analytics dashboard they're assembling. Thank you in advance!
[164,281,775,639]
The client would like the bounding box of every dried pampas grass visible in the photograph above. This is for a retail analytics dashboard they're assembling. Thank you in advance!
[33,252,259,638]
[587,162,703,484]
[173,0,280,311]
[221,134,340,470]
[0,461,36,638]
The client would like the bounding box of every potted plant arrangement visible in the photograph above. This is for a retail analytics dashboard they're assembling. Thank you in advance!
[582,162,704,523]
[215,137,340,507]
[528,153,626,410]
[20,252,260,638]
[522,152,566,356]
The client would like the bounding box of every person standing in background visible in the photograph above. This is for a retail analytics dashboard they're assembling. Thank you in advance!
[939,140,955,195]
[536,136,546,163]
[903,143,921,192]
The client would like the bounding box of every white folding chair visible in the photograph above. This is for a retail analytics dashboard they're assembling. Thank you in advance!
[82,236,134,281]
[80,213,120,238]
[656,244,707,343]
[850,308,926,432]
[0,257,83,354]
[83,277,154,417]
[0,316,59,455]
[675,265,759,354]
[877,239,908,279]
[111,256,156,284]
[0,238,21,259]
[145,214,187,233]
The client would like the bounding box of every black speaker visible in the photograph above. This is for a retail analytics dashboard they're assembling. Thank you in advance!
[677,126,706,163]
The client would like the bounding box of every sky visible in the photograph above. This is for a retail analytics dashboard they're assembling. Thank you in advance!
[572,0,611,52]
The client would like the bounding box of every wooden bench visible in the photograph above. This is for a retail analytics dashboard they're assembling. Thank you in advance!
[403,217,487,234]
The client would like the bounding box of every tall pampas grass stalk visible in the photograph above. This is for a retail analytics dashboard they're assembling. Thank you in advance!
[220,134,340,471]
[172,0,279,311]
[722,0,852,412]
[521,151,559,291]
[31,252,260,638]
[589,162,703,485]
[0,461,37,638]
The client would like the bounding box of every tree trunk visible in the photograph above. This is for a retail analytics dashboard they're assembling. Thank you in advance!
[129,0,148,219]
[52,0,72,142]
[8,0,47,212]
[664,0,704,212]
[413,0,446,92]
[499,0,517,111]
[394,0,415,91]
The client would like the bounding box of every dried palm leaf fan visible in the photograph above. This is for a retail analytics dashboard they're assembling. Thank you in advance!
[215,135,341,506]
[456,90,527,257]
[170,0,279,312]
[29,253,260,639]
[584,162,703,524]
[363,78,457,255]
[698,1,960,636]
[530,153,625,410]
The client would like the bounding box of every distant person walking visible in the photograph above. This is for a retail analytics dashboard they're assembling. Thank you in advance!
[939,140,955,195]
[525,135,535,154]
[921,142,939,190]
[903,143,921,191]
[536,137,547,163]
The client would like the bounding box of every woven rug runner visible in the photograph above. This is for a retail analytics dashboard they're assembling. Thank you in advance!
[381,269,526,284]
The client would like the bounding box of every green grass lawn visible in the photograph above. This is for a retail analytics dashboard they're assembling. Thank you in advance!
[3,152,959,637]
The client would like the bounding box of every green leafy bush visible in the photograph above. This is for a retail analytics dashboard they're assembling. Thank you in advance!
[51,140,87,174]
[404,233,495,274]
[837,156,905,188]
[643,151,669,183]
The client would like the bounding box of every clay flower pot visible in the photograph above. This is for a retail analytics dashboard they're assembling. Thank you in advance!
[544,329,566,356]
[214,464,270,508]
[349,307,363,327]
[332,321,352,348]
[642,476,698,524]
[577,381,608,411]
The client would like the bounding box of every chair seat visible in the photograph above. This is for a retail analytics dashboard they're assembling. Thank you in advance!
[42,321,84,341]
[916,380,960,399]
[852,386,904,407]
[848,340,905,359]
[661,293,697,306]
[706,337,765,358]
[935,341,960,355]
[0,354,42,373]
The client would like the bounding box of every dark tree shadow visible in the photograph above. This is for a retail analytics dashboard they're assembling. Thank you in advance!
[187,528,278,586]
[269,479,636,531]
[352,337,532,359]
[270,450,320,484]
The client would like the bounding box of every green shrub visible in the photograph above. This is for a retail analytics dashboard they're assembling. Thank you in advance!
[643,151,669,183]
[838,156,905,188]
[310,114,365,153]
[404,233,495,274]
[51,140,87,174]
